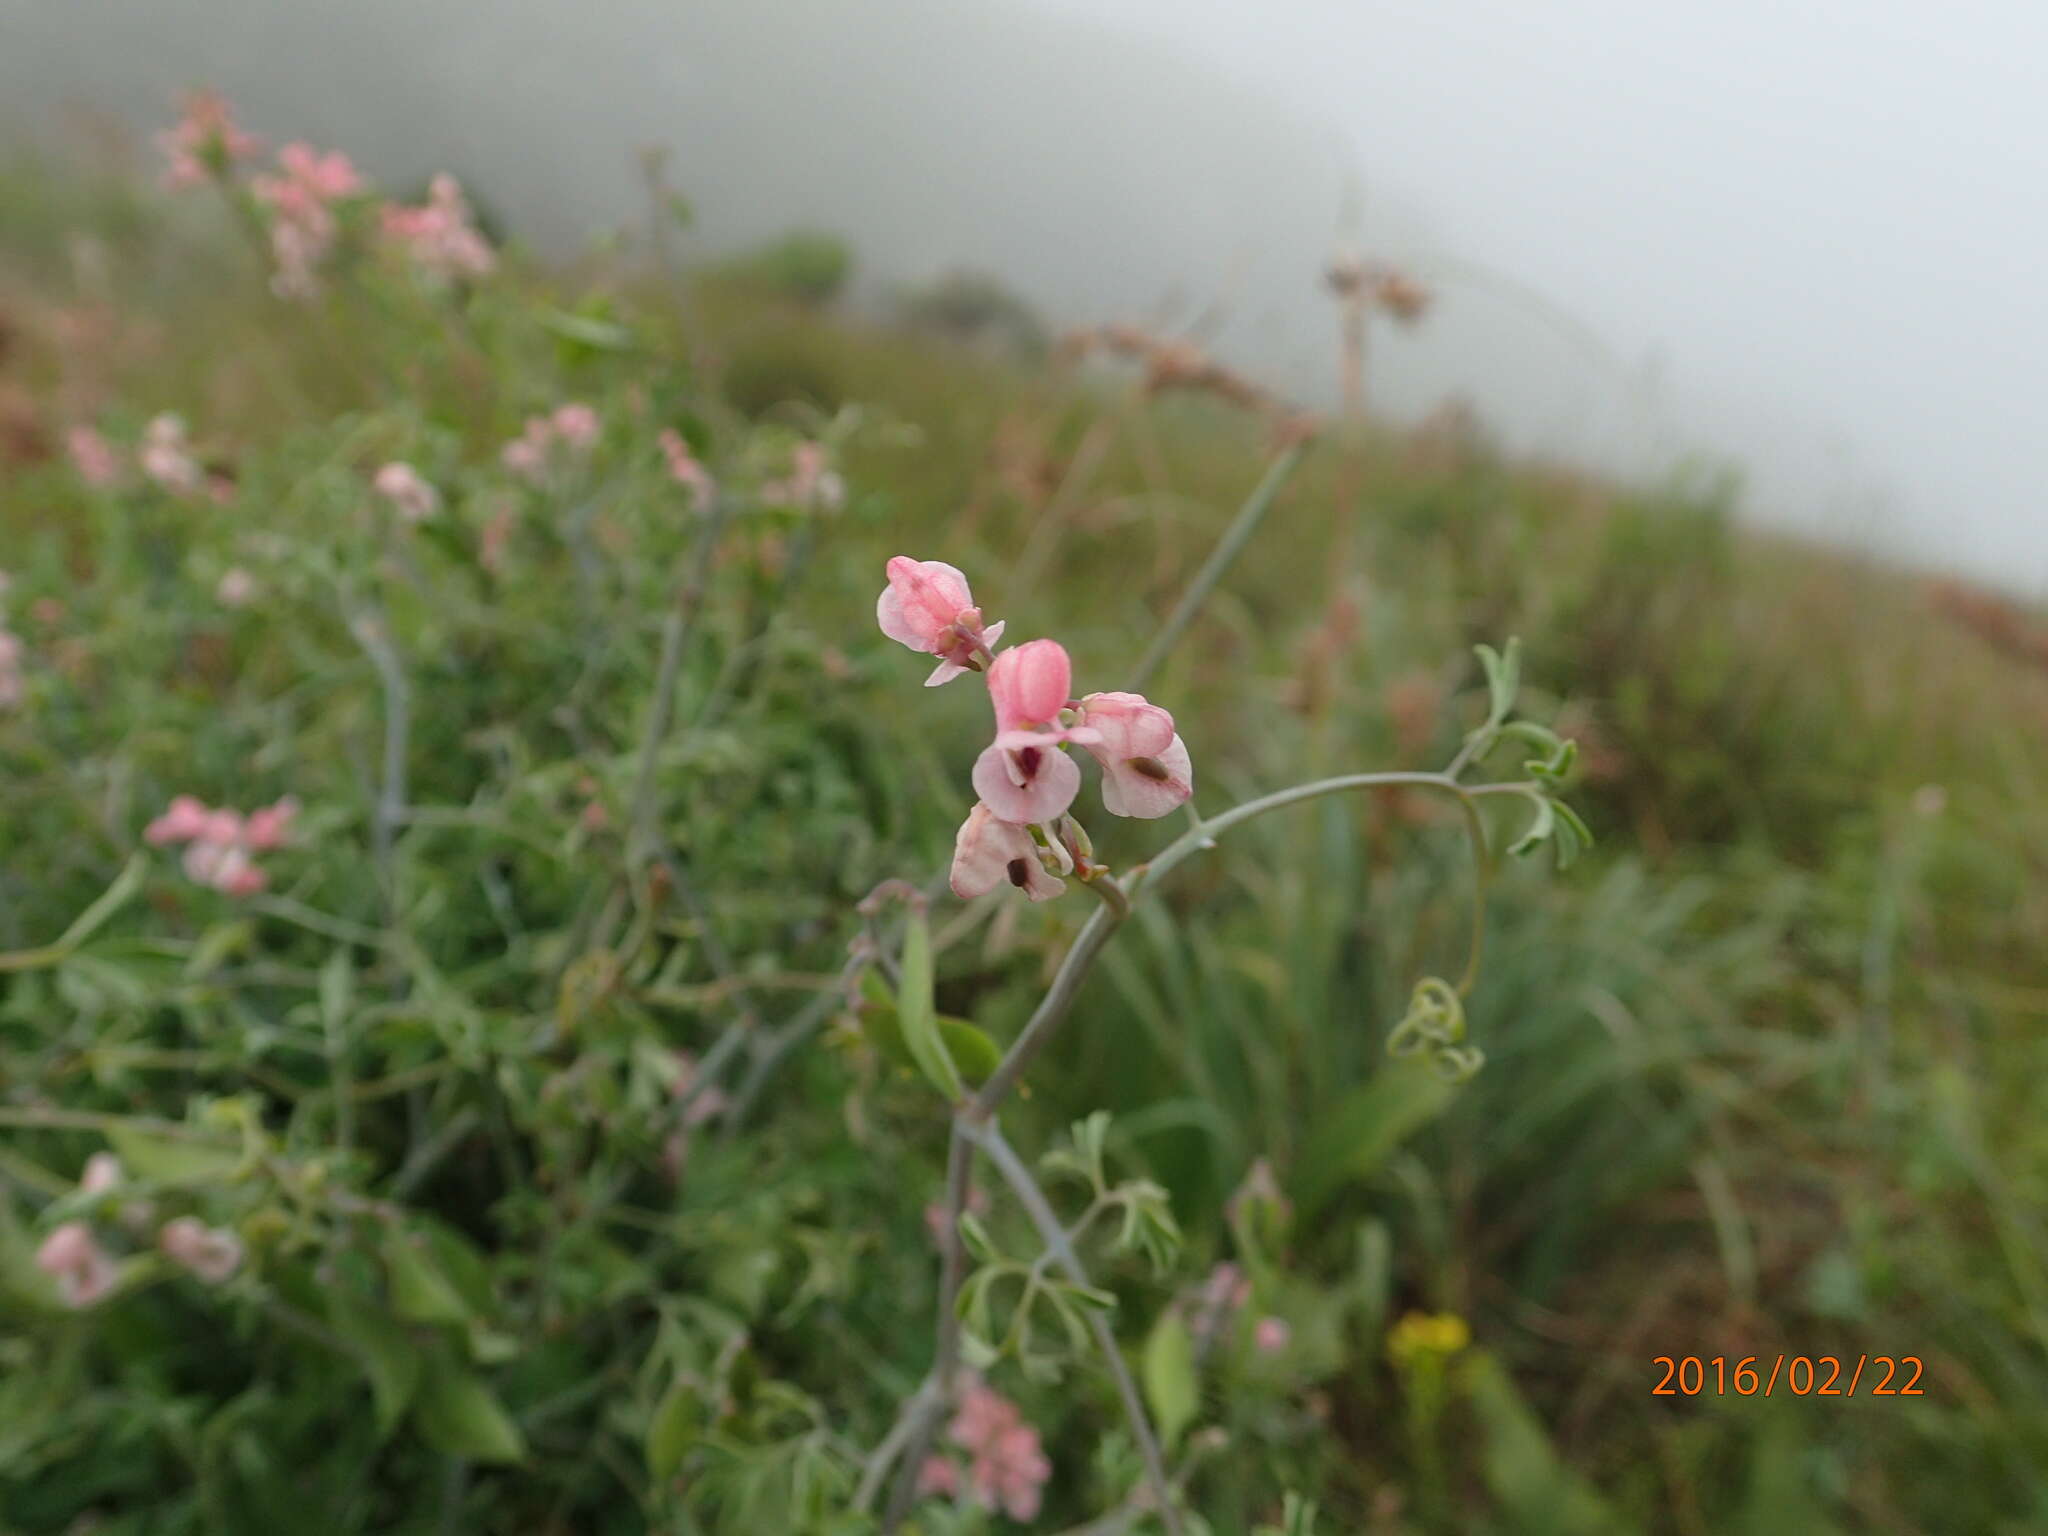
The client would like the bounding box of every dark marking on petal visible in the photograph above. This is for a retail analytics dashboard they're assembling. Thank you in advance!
[1017,746,1043,777]
[1006,858,1031,888]
[1130,755,1172,781]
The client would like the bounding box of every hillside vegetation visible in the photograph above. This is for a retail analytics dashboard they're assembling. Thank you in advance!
[1,135,2046,1535]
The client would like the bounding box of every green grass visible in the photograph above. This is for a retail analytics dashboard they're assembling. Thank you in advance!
[1,149,2046,1534]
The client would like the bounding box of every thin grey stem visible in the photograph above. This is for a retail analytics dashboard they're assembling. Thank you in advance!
[965,1119,1183,1536]
[968,902,1123,1118]
[880,1124,974,1528]
[1127,441,1309,693]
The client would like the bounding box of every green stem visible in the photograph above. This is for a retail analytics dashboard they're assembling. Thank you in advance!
[1127,441,1309,693]
[965,1119,1183,1536]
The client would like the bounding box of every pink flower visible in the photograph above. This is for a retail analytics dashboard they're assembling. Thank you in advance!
[242,797,298,851]
[68,425,122,487]
[950,803,1068,902]
[876,556,1005,687]
[1202,1261,1253,1316]
[551,403,600,451]
[1255,1316,1292,1353]
[139,414,202,496]
[79,1152,125,1196]
[158,1217,243,1283]
[373,461,440,522]
[200,808,244,846]
[948,1381,1052,1523]
[183,840,268,898]
[216,567,256,608]
[145,794,212,846]
[380,173,495,280]
[916,1456,961,1499]
[1074,692,1193,819]
[36,1222,117,1308]
[157,90,261,189]
[501,431,547,481]
[760,440,844,511]
[969,640,1099,824]
[0,629,22,710]
[659,429,717,507]
[502,407,596,483]
[149,796,283,896]
[276,142,362,200]
[251,144,362,299]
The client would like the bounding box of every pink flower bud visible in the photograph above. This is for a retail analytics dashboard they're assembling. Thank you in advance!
[551,403,600,450]
[79,1152,125,1196]
[373,461,441,522]
[986,639,1071,733]
[916,1456,961,1498]
[145,794,212,846]
[158,1217,244,1283]
[68,425,122,487]
[876,556,1004,686]
[36,1221,117,1308]
[242,797,298,851]
[1255,1316,1292,1353]
[199,809,245,846]
[658,429,717,506]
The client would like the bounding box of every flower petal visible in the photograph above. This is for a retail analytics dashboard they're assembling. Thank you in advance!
[972,741,1081,824]
[1098,731,1193,819]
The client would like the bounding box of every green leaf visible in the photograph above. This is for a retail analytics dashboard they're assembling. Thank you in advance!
[383,1229,471,1325]
[327,1291,422,1438]
[413,1362,527,1464]
[184,919,256,978]
[106,1125,242,1187]
[1509,796,1556,858]
[536,306,639,353]
[955,1211,999,1264]
[937,1019,1001,1086]
[1142,1309,1199,1452]
[1474,637,1522,728]
[895,911,962,1101]
[0,854,147,974]
[319,949,354,1030]
[645,1377,705,1483]
[1291,1060,1459,1219]
[1461,1350,1629,1535]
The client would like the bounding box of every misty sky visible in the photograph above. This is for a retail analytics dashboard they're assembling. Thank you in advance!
[1034,0,2048,587]
[2,0,2042,587]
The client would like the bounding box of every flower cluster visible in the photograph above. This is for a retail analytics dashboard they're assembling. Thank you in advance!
[33,1154,243,1310]
[373,461,441,523]
[878,557,1192,903]
[145,794,298,897]
[658,428,716,507]
[139,413,203,497]
[157,89,262,190]
[67,424,123,488]
[503,403,600,482]
[250,142,365,299]
[380,173,495,281]
[760,440,844,512]
[917,1378,1053,1522]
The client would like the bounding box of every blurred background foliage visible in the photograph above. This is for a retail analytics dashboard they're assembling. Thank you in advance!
[0,146,2046,1535]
